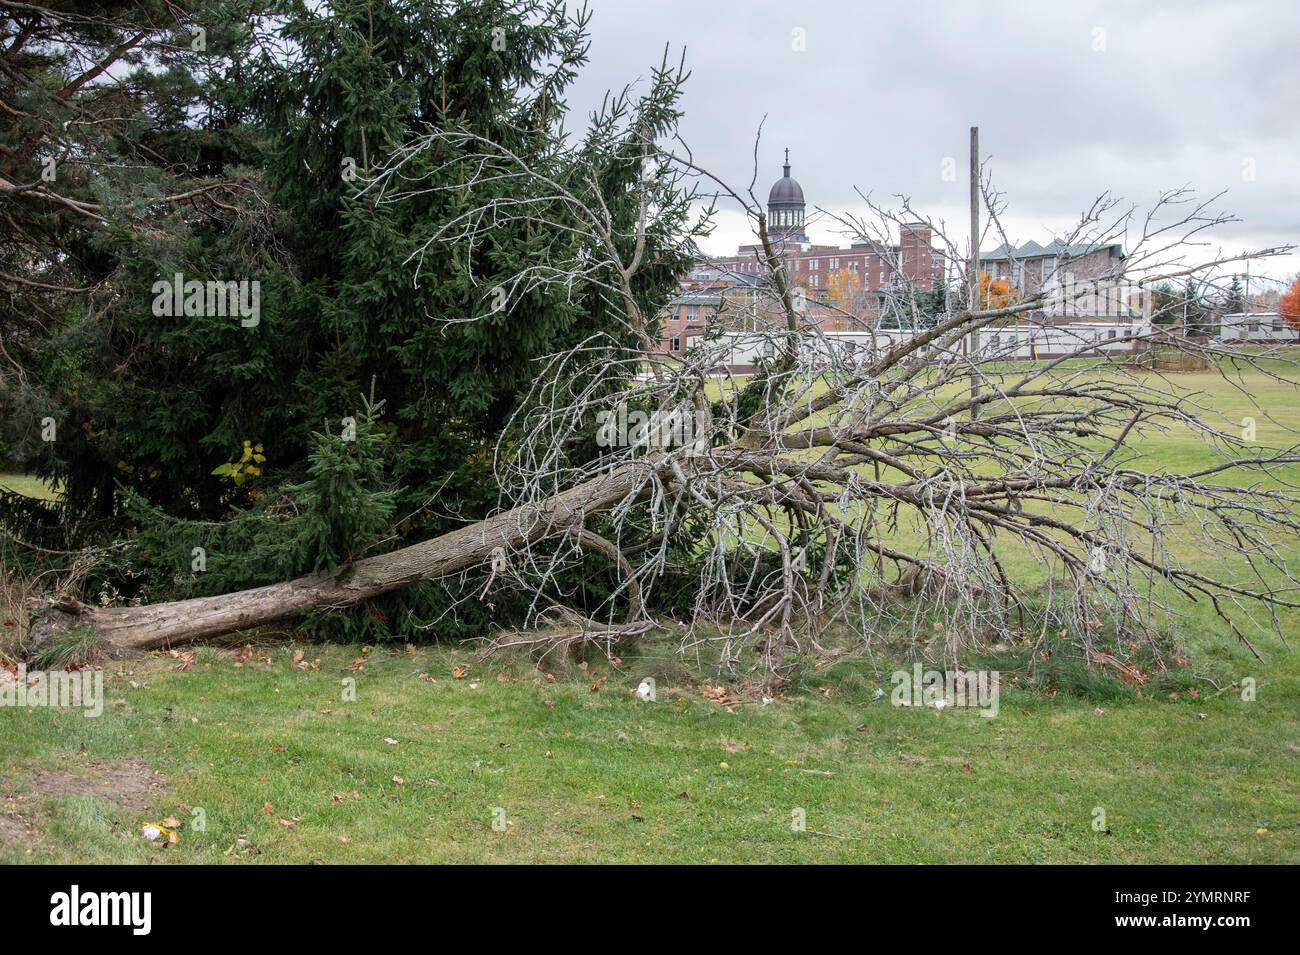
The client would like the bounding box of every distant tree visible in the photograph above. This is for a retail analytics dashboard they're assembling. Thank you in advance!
[1224,275,1247,315]
[979,272,1019,309]
[1150,282,1179,324]
[1183,278,1214,336]
[827,268,863,313]
[1280,276,1300,329]
[910,277,950,326]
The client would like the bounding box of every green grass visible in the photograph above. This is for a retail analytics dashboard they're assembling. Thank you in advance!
[0,473,54,500]
[1,359,1298,863]
[0,640,1294,863]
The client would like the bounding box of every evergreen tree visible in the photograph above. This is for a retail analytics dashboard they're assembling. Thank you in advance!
[1,0,280,518]
[2,1,694,640]
[1224,275,1247,316]
[1150,282,1179,324]
[1184,278,1210,336]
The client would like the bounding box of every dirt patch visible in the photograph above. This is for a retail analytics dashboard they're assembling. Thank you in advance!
[23,757,164,809]
[0,757,166,846]
[0,812,34,843]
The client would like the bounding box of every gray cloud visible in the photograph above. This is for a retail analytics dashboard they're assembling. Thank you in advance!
[568,0,1300,281]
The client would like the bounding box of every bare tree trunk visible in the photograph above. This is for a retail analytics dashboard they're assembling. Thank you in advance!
[29,461,658,653]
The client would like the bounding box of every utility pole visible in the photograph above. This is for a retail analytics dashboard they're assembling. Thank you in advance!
[969,126,981,420]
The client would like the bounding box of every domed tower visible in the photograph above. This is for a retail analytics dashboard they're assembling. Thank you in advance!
[767,148,808,245]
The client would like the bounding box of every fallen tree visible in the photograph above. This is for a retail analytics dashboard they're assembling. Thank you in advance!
[18,59,1300,680]
[29,456,667,652]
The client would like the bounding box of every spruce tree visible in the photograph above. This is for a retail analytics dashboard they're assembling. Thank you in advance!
[3,2,694,640]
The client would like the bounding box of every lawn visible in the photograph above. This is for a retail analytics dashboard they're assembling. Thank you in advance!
[1,640,1295,864]
[1,359,1298,864]
[0,474,55,500]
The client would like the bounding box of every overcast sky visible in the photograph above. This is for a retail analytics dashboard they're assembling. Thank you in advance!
[566,0,1300,288]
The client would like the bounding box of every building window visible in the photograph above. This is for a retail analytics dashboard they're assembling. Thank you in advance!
[830,258,840,269]
[670,336,680,352]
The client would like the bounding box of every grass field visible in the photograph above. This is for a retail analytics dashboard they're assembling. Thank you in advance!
[0,474,54,500]
[1,361,1298,864]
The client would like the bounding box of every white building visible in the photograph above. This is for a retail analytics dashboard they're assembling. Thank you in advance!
[1220,312,1298,344]
[685,322,1144,375]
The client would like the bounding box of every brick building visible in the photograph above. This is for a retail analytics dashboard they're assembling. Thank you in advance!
[654,153,945,357]
[979,239,1140,323]
[717,154,940,313]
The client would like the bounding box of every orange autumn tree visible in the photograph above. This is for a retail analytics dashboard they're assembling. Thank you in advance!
[827,267,864,312]
[980,272,1020,309]
[1279,276,1300,329]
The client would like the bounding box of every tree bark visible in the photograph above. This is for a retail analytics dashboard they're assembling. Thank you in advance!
[29,459,661,653]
